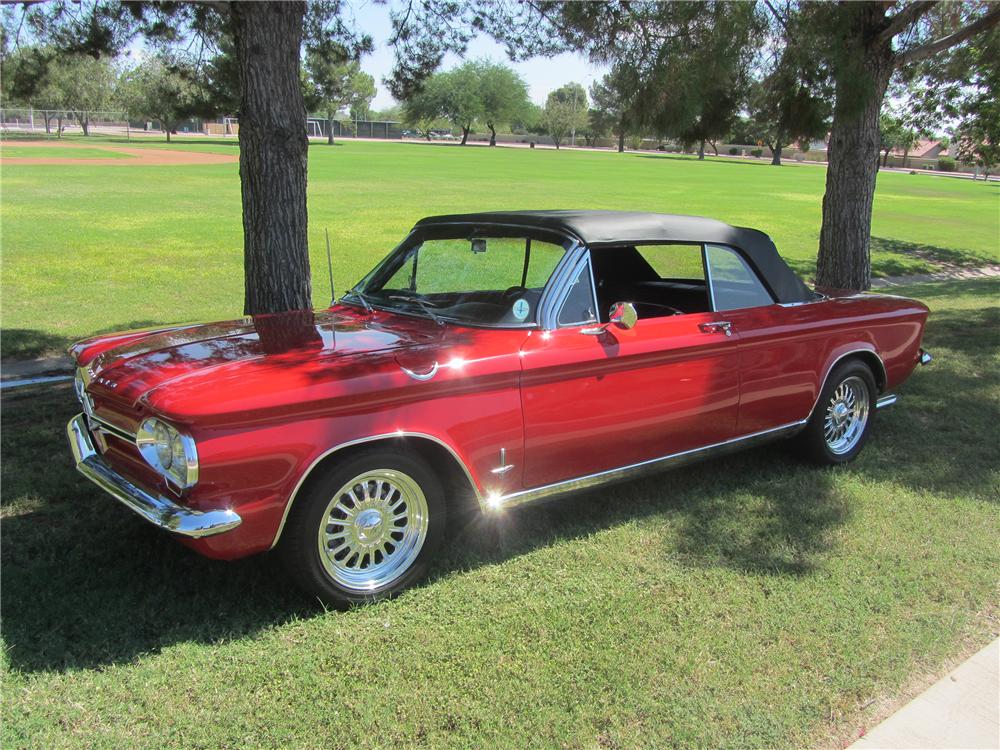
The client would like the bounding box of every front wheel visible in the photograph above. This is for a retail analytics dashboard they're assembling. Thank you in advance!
[797,360,876,465]
[278,448,446,606]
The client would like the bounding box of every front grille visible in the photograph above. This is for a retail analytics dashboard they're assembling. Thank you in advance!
[74,368,165,491]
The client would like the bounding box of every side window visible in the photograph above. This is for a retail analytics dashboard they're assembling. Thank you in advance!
[557,262,597,326]
[636,244,706,282]
[705,245,774,311]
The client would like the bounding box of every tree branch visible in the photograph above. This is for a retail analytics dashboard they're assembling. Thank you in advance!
[763,0,790,35]
[878,1,938,44]
[895,4,1000,67]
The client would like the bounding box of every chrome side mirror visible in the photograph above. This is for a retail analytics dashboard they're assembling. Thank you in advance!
[608,302,637,330]
[581,301,638,335]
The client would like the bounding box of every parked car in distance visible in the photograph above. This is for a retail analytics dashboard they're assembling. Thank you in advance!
[67,210,931,605]
[429,130,458,140]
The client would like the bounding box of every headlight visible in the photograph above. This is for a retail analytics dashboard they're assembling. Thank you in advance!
[136,417,199,490]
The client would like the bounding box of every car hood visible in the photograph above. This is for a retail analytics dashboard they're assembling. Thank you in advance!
[72,307,440,410]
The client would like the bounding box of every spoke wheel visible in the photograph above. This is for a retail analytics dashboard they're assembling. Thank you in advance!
[317,469,430,592]
[822,375,871,455]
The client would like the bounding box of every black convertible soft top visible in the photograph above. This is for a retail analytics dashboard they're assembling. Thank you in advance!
[414,210,813,304]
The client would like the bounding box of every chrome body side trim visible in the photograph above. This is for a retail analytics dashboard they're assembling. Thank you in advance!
[269,431,481,549]
[487,420,807,511]
[67,414,240,538]
[875,394,897,409]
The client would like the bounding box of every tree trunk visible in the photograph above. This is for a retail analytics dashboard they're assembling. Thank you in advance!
[710,140,718,156]
[487,122,496,147]
[165,124,171,143]
[79,113,90,136]
[698,139,705,160]
[816,12,894,292]
[617,131,625,153]
[460,126,470,145]
[902,147,910,167]
[44,113,53,133]
[771,143,783,166]
[232,1,312,314]
[327,110,335,145]
[881,148,889,167]
[57,114,62,138]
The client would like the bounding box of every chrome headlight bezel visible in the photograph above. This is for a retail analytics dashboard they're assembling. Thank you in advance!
[136,417,199,490]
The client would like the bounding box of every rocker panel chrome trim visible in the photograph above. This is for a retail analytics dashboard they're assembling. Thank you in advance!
[488,420,807,511]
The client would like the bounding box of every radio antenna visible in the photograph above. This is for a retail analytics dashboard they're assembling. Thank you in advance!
[324,228,335,305]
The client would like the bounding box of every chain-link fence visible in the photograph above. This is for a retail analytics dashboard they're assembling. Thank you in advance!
[1,108,406,141]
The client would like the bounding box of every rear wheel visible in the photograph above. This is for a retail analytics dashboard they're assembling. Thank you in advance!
[279,448,446,606]
[797,360,876,465]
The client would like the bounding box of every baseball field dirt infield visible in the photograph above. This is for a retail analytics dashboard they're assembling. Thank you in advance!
[0,139,237,166]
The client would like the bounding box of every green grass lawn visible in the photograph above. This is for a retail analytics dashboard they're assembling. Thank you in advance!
[2,278,997,748]
[0,145,135,159]
[1,138,998,360]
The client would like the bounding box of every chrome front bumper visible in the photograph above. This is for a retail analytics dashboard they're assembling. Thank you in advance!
[66,413,241,538]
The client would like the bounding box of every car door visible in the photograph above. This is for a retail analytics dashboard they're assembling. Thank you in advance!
[517,246,741,489]
[702,243,823,434]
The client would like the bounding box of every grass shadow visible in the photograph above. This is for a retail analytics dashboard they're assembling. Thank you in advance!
[1,321,179,361]
[871,236,993,277]
[2,382,847,674]
[634,153,778,168]
[4,279,995,674]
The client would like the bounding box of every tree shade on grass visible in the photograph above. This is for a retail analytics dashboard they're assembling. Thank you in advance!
[0,138,997,360]
[1,278,998,748]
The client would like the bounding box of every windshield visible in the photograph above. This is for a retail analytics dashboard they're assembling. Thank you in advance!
[347,231,571,327]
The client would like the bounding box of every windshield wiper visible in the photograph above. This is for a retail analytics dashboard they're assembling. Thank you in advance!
[388,294,445,326]
[343,288,373,313]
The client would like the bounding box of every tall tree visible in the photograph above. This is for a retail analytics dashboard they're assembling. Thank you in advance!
[905,23,999,180]
[542,82,588,149]
[477,61,529,146]
[589,66,639,153]
[116,57,202,142]
[7,0,371,315]
[1,47,115,135]
[436,62,484,145]
[400,73,446,140]
[747,46,831,166]
[304,53,375,144]
[790,1,1000,290]
[878,111,920,167]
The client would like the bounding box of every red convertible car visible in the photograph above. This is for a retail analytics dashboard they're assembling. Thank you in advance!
[67,211,931,604]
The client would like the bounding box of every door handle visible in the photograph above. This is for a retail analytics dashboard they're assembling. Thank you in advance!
[699,321,733,337]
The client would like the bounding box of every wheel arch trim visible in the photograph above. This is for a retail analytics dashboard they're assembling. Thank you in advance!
[269,432,483,550]
[807,346,887,423]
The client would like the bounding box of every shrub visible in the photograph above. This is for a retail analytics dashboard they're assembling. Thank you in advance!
[750,148,763,158]
[937,157,956,172]
[728,147,738,155]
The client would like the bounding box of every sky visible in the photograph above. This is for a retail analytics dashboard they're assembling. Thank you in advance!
[345,0,606,110]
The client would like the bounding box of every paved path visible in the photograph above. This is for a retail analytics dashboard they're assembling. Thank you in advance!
[871,265,1000,288]
[850,638,999,750]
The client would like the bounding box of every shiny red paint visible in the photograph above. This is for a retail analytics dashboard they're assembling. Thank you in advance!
[70,290,928,561]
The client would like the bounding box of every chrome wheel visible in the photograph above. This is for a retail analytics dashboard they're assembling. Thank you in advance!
[823,375,870,455]
[317,469,430,592]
